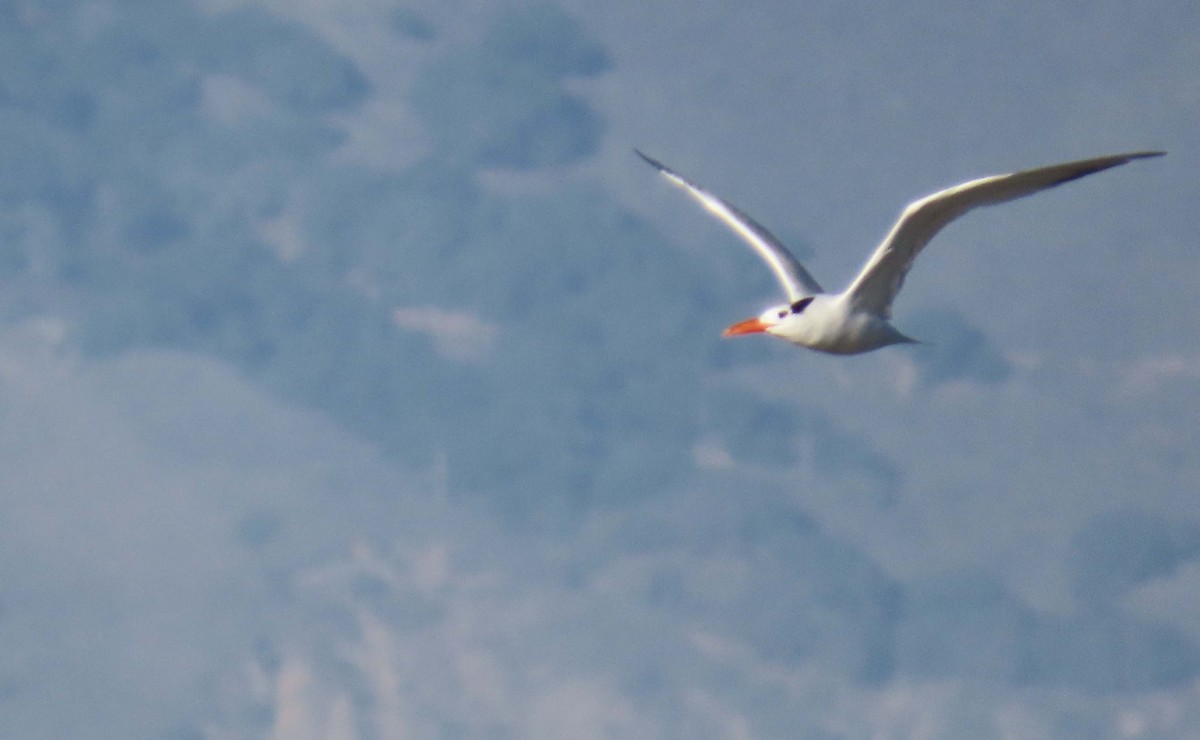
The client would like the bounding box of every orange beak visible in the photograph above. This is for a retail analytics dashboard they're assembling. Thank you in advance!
[722,317,769,337]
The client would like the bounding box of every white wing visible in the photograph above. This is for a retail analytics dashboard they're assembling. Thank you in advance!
[845,151,1165,317]
[637,150,823,301]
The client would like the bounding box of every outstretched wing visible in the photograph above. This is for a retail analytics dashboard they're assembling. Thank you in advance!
[637,150,823,301]
[845,151,1165,317]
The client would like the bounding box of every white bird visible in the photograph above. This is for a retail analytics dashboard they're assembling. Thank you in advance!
[637,149,1164,354]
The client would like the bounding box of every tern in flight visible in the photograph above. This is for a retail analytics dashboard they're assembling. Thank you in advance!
[637,149,1163,354]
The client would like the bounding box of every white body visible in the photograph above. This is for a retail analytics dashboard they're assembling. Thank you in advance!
[638,150,1163,355]
[766,294,915,354]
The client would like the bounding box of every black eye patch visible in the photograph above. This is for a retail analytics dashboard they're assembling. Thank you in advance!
[790,297,815,314]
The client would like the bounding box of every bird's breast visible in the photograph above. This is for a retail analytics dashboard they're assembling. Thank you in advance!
[772,301,904,355]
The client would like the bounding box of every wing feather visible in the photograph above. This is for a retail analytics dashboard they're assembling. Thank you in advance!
[637,150,823,301]
[845,151,1165,317]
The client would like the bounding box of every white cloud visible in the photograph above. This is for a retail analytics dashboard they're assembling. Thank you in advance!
[0,317,71,388]
[6,2,1200,738]
[202,74,276,125]
[691,437,735,469]
[256,208,308,263]
[1115,353,1200,398]
[524,680,647,740]
[392,305,499,362]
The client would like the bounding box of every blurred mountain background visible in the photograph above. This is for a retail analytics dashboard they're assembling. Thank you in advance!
[1,1,1198,737]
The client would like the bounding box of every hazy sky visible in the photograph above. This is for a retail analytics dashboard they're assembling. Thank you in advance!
[1,0,1198,737]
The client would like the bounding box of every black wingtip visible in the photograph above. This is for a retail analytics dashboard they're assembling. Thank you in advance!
[634,149,668,172]
[1116,150,1167,167]
[1052,150,1167,187]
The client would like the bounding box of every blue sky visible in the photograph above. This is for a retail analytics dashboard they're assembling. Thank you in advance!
[1,0,1198,737]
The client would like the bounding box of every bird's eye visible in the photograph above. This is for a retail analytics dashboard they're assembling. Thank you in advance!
[777,309,788,319]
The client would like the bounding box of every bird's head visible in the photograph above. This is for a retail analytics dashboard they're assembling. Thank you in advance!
[722,296,814,337]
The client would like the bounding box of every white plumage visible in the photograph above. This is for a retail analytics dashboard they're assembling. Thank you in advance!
[638,149,1163,355]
